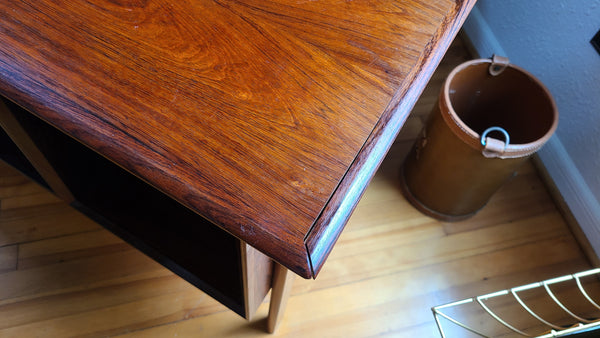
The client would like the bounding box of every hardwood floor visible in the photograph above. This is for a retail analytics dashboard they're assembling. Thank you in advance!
[0,36,595,337]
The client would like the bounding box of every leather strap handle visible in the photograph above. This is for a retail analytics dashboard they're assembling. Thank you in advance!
[481,126,510,158]
[488,55,509,76]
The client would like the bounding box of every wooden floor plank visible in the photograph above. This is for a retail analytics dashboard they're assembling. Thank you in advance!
[0,160,62,210]
[0,203,100,247]
[326,211,572,274]
[0,276,228,336]
[0,245,17,274]
[293,233,586,300]
[0,174,46,199]
[115,242,587,338]
[0,275,208,329]
[0,249,167,304]
[17,229,128,270]
[0,190,62,211]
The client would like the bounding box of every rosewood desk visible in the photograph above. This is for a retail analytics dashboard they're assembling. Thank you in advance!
[0,0,475,331]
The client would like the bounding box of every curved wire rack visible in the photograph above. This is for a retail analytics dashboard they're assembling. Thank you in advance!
[433,268,600,337]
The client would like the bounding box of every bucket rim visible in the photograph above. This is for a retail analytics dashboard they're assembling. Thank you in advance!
[441,58,558,159]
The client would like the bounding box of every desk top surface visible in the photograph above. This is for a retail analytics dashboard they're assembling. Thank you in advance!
[0,0,474,278]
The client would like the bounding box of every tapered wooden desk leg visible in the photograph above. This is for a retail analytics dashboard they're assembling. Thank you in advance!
[267,263,294,333]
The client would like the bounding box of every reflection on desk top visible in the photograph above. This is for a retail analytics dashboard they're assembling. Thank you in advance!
[0,0,475,278]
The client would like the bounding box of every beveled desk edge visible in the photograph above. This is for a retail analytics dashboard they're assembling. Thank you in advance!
[304,0,477,278]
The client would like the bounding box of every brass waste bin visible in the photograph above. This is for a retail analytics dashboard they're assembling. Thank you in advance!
[401,56,558,221]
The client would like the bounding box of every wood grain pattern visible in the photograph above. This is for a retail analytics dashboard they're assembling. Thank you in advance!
[0,202,100,248]
[241,241,273,320]
[0,0,475,278]
[267,263,294,333]
[0,245,17,274]
[304,0,476,276]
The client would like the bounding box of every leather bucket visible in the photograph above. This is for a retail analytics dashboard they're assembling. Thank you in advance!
[401,56,558,221]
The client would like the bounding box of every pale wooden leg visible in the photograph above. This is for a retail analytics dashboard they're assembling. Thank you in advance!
[267,262,294,333]
[0,100,74,202]
[240,241,273,321]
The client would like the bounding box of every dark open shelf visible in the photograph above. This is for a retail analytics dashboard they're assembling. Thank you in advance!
[2,100,247,317]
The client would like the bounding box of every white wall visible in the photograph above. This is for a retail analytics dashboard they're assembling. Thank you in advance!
[463,0,600,256]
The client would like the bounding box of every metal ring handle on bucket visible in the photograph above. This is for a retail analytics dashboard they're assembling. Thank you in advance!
[481,126,510,151]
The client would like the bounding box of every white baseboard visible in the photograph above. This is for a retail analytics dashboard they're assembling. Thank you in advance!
[462,6,600,259]
[537,138,600,258]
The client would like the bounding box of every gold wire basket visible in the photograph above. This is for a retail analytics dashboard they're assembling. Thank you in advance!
[433,269,600,337]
